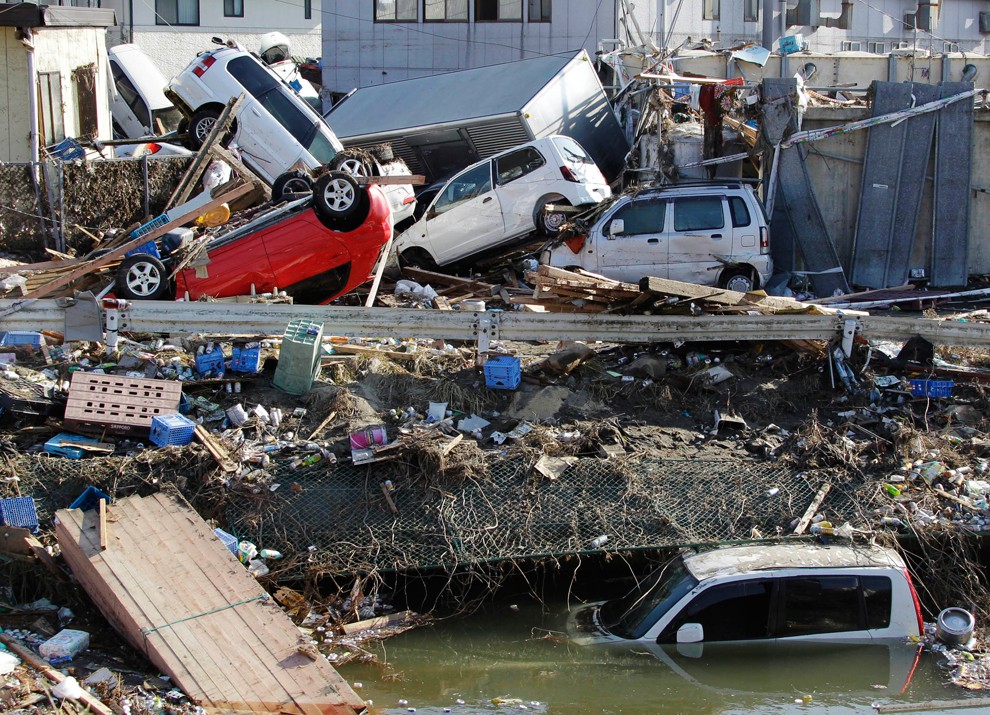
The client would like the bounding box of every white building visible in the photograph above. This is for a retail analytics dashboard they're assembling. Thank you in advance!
[323,1,989,93]
[99,0,322,80]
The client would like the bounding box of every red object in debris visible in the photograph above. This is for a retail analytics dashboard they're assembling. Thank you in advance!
[564,234,587,254]
[171,185,392,304]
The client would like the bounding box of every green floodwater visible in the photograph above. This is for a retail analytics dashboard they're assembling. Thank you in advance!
[338,601,987,715]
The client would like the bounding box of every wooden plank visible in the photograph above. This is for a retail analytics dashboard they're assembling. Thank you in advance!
[363,230,394,308]
[98,497,107,551]
[307,411,337,441]
[401,267,500,296]
[211,144,272,200]
[22,182,255,301]
[332,344,419,362]
[169,94,245,209]
[340,611,414,635]
[194,425,238,472]
[793,484,831,535]
[0,633,114,715]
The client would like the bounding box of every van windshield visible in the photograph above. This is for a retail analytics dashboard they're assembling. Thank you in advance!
[598,557,698,639]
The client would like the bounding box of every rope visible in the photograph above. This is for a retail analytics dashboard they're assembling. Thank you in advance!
[141,594,269,636]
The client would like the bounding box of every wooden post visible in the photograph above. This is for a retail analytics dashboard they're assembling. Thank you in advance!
[98,497,108,551]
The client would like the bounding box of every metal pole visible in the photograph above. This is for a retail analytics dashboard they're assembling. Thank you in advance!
[761,0,775,50]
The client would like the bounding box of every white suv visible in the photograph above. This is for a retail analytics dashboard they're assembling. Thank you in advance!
[166,44,415,226]
[569,543,923,646]
[544,182,772,292]
[395,135,611,268]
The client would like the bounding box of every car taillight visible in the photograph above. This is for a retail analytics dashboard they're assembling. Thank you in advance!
[146,143,162,154]
[759,225,769,250]
[402,196,416,205]
[193,55,217,77]
[560,165,579,183]
[904,567,924,636]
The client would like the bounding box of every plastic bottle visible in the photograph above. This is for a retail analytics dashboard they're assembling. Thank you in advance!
[883,483,902,497]
[259,549,282,560]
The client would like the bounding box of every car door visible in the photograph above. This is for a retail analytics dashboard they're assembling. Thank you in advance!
[667,195,730,286]
[109,59,152,138]
[422,161,503,264]
[598,198,669,283]
[493,145,548,237]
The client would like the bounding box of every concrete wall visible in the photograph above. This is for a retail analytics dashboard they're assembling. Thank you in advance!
[0,26,112,163]
[322,0,617,93]
[101,0,321,80]
[801,107,990,279]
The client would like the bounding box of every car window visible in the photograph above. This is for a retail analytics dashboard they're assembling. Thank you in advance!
[862,576,892,629]
[780,576,861,637]
[496,147,544,185]
[605,199,665,236]
[673,197,725,232]
[555,136,595,164]
[433,163,492,215]
[226,55,280,97]
[256,90,316,146]
[306,127,338,165]
[729,196,752,228]
[599,557,698,640]
[111,60,150,126]
[658,579,773,643]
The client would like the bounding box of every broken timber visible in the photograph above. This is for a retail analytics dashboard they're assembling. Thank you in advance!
[55,493,365,715]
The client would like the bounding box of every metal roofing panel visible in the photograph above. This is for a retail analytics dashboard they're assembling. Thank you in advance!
[324,51,581,139]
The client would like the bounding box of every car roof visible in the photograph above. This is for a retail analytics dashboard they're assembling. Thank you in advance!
[632,182,750,197]
[683,543,906,581]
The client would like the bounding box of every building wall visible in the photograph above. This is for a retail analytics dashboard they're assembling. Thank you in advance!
[322,1,617,93]
[0,26,112,163]
[100,0,322,79]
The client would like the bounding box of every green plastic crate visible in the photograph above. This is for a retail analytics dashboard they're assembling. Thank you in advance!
[272,320,324,395]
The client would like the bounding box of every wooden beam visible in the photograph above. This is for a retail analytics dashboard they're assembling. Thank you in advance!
[98,497,108,551]
[210,144,271,200]
[793,484,831,535]
[168,94,245,209]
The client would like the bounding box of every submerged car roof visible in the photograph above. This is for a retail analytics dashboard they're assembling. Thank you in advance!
[683,543,905,582]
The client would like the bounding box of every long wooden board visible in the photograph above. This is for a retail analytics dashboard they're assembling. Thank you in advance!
[55,493,365,715]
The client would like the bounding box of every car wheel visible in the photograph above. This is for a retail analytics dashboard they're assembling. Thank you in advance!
[272,171,313,201]
[313,171,370,232]
[188,108,222,149]
[398,248,439,272]
[116,254,171,300]
[330,149,379,179]
[719,268,757,293]
[538,197,571,237]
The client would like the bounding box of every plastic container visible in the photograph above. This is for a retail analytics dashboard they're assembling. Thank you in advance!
[124,240,162,260]
[39,629,90,661]
[936,607,975,645]
[272,320,324,395]
[213,528,238,555]
[149,413,196,446]
[230,345,262,373]
[0,331,45,348]
[69,486,111,512]
[128,213,170,241]
[910,379,954,398]
[483,355,521,390]
[44,432,101,459]
[0,496,39,532]
[350,426,387,449]
[195,346,225,375]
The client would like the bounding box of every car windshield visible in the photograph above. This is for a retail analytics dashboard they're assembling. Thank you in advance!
[598,556,698,639]
[556,137,595,165]
[306,127,338,165]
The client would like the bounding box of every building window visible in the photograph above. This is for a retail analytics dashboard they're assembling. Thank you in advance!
[38,71,64,145]
[224,0,243,18]
[375,0,416,21]
[475,0,521,22]
[156,0,199,25]
[425,0,467,21]
[304,0,312,19]
[867,41,886,54]
[703,0,719,21]
[840,40,862,51]
[744,0,758,22]
[528,0,550,22]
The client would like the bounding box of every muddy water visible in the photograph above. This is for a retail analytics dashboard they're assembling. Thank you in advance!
[339,601,987,715]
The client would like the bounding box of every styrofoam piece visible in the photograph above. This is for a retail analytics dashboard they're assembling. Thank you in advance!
[39,628,90,661]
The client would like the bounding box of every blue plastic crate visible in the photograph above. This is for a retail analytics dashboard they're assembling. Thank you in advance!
[124,240,161,260]
[130,214,170,240]
[150,413,196,446]
[213,528,238,555]
[230,345,261,373]
[0,496,39,532]
[69,486,111,512]
[195,346,225,376]
[484,355,521,390]
[0,331,45,348]
[44,432,101,459]
[910,379,954,398]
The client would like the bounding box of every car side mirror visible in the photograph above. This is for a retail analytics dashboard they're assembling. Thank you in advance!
[607,218,624,240]
[676,623,704,644]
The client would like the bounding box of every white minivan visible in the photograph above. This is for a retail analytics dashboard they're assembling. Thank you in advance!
[108,44,182,139]
[395,136,611,268]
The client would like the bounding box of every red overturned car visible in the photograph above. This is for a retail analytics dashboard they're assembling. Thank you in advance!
[114,171,391,304]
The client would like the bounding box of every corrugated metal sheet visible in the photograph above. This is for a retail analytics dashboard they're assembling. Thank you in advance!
[342,135,424,177]
[932,81,974,287]
[465,117,530,158]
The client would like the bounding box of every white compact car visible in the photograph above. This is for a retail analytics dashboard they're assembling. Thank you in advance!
[108,44,182,139]
[395,135,611,268]
[544,182,773,292]
[166,44,414,225]
[569,543,923,646]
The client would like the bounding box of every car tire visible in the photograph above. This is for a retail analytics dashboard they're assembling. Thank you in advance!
[398,248,439,272]
[272,171,314,201]
[329,149,380,180]
[116,254,171,300]
[187,108,228,150]
[313,171,369,232]
[537,197,571,237]
[719,268,758,293]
